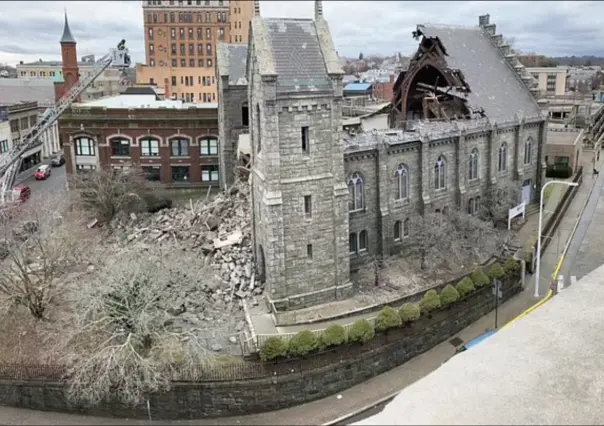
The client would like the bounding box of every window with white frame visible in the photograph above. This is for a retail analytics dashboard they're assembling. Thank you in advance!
[110,137,130,157]
[349,230,368,255]
[170,137,189,156]
[140,137,160,157]
[394,164,409,200]
[0,140,8,153]
[74,137,95,156]
[201,165,219,182]
[469,148,479,180]
[348,172,364,212]
[498,142,508,172]
[524,137,532,165]
[200,137,218,155]
[434,155,446,190]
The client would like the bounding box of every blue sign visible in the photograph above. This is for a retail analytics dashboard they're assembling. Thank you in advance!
[0,106,7,123]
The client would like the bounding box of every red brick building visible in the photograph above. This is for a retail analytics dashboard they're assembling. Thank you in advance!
[371,74,395,102]
[59,95,220,187]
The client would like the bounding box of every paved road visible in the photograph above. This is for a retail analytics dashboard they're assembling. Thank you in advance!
[17,164,67,203]
[560,165,604,286]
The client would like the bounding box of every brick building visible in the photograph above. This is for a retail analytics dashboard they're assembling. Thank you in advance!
[60,92,219,187]
[218,4,545,311]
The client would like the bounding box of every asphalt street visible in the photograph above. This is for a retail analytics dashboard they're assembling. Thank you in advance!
[561,164,604,286]
[15,163,67,202]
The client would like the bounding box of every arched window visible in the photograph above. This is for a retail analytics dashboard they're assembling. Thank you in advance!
[140,137,160,157]
[394,220,402,242]
[110,137,130,157]
[524,137,532,165]
[256,103,261,153]
[403,218,410,238]
[394,164,409,200]
[469,148,479,180]
[434,155,446,190]
[74,137,95,156]
[348,172,364,212]
[199,137,217,155]
[475,196,481,214]
[170,137,190,157]
[468,197,474,215]
[498,142,508,172]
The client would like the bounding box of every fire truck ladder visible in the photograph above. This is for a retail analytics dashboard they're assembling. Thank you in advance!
[0,45,131,202]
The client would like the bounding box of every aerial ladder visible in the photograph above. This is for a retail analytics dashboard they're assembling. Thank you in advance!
[0,42,132,203]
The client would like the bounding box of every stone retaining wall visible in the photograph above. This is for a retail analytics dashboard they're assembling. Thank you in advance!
[0,276,521,420]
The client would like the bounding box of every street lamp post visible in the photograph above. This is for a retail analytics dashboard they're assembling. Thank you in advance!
[534,180,579,298]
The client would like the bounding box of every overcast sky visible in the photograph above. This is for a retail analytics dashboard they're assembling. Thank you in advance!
[0,0,602,66]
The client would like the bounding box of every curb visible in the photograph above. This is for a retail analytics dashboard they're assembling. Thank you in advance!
[321,392,399,426]
[503,164,602,330]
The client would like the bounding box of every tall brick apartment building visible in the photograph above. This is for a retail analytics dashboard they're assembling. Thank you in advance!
[60,90,219,187]
[218,3,545,311]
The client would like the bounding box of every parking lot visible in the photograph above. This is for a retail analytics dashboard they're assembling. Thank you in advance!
[15,162,67,203]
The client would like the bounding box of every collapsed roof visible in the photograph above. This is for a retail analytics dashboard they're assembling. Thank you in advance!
[391,23,542,127]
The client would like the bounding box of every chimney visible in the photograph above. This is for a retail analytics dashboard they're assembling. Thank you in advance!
[253,0,260,16]
[315,0,323,19]
[478,14,490,27]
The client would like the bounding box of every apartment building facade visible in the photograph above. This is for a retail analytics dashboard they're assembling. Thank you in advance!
[59,93,220,188]
[137,0,253,103]
[526,67,568,96]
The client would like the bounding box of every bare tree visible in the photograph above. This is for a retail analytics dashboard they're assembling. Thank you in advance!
[63,248,218,406]
[0,197,88,320]
[68,167,157,223]
[480,181,522,227]
[406,212,450,270]
[407,210,506,270]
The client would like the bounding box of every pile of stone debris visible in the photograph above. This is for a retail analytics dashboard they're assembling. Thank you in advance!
[108,182,262,304]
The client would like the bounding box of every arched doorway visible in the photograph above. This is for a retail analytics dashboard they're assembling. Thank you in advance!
[257,245,266,283]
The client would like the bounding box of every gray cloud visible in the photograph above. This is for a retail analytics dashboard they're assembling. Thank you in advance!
[0,0,603,66]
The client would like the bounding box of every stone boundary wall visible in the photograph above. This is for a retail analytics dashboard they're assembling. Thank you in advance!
[0,276,521,420]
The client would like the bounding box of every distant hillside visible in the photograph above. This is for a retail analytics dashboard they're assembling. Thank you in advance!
[551,56,604,67]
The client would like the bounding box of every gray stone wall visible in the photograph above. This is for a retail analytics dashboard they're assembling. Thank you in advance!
[0,279,521,420]
[344,120,545,265]
[217,77,248,190]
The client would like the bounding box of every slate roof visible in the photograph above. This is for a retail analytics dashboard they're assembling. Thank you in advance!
[418,24,541,122]
[60,12,76,44]
[264,18,331,93]
[0,79,55,108]
[217,44,248,86]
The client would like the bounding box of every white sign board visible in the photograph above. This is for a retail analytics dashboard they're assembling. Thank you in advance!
[508,202,526,230]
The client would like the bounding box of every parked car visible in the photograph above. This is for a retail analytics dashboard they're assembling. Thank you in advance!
[34,165,51,180]
[51,153,65,167]
[11,185,31,202]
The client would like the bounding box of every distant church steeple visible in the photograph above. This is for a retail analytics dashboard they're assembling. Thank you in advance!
[60,10,76,44]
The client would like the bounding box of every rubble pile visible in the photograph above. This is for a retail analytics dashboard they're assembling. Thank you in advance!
[108,183,263,304]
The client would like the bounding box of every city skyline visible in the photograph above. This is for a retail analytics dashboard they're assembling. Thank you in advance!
[1,1,604,67]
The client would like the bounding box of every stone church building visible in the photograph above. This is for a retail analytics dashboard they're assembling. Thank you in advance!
[217,1,546,311]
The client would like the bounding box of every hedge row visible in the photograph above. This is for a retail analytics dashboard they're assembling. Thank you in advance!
[260,259,520,362]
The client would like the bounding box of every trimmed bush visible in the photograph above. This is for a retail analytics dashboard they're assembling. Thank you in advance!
[420,289,441,314]
[503,257,520,276]
[375,307,402,332]
[287,330,318,357]
[439,284,460,307]
[456,277,475,298]
[260,337,288,361]
[470,268,490,288]
[399,303,421,323]
[488,262,506,281]
[319,324,347,349]
[349,319,375,344]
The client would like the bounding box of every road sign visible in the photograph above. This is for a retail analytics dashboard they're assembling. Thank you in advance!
[492,280,503,299]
